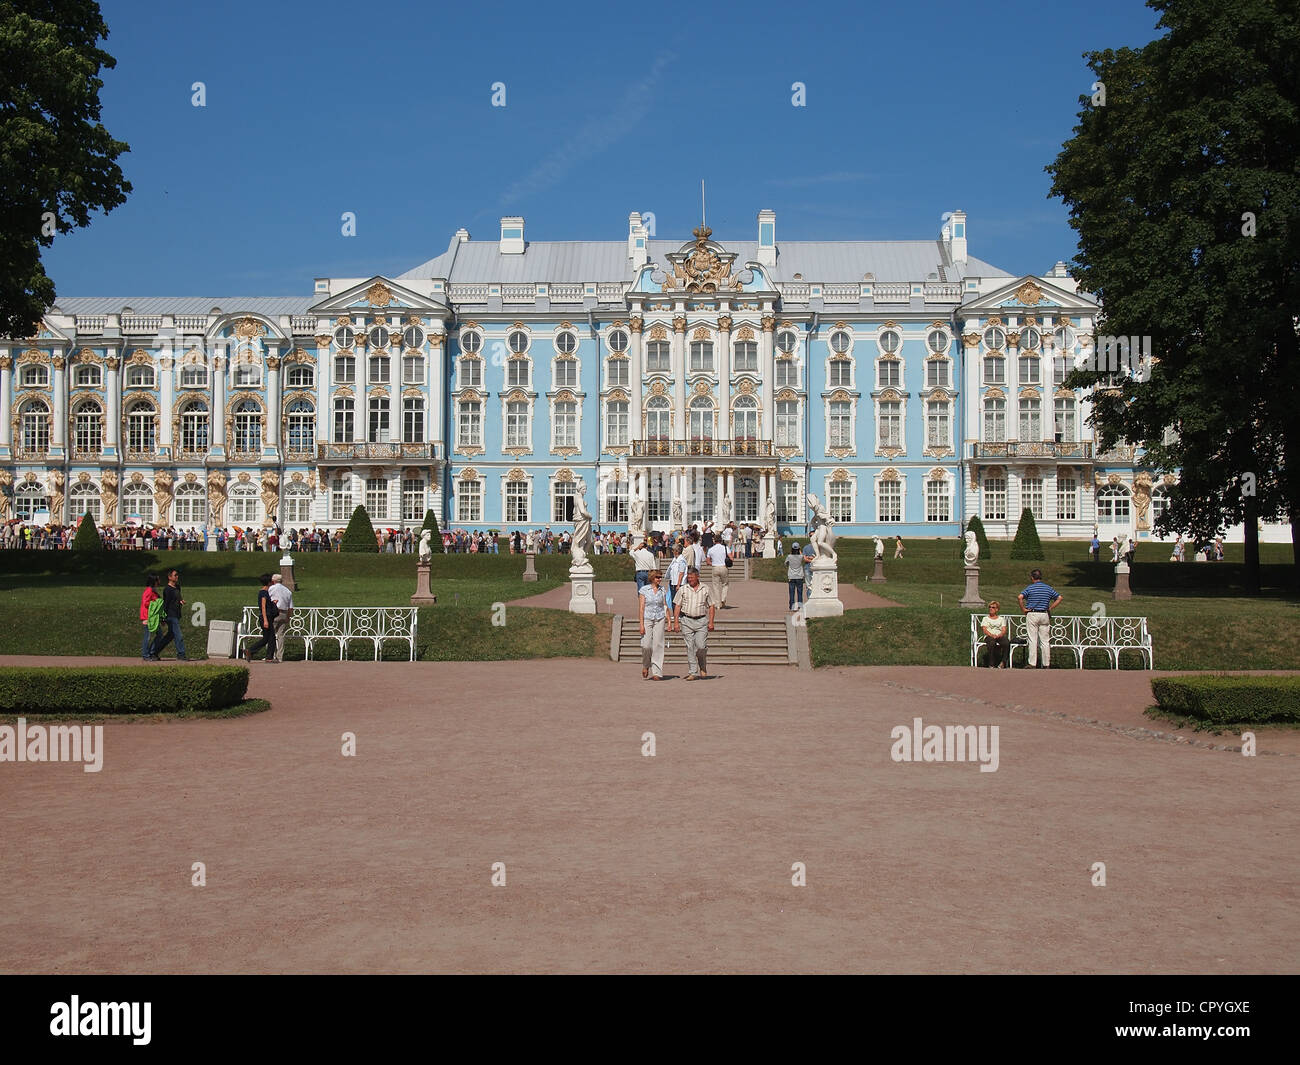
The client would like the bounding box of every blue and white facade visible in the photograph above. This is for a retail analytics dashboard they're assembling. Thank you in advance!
[6,207,1263,542]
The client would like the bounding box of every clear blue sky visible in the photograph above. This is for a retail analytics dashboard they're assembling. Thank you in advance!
[46,0,1164,297]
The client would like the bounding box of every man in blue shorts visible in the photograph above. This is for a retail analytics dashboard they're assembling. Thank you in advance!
[1017,568,1063,669]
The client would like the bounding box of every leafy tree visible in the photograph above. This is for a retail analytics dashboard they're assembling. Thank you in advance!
[965,516,991,559]
[340,505,377,553]
[1047,0,1300,591]
[1009,508,1046,560]
[71,511,101,550]
[420,509,443,552]
[0,1,132,337]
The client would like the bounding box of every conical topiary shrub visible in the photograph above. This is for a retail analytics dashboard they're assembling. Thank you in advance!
[71,513,103,551]
[420,509,443,552]
[965,515,991,559]
[1009,507,1046,560]
[340,505,378,552]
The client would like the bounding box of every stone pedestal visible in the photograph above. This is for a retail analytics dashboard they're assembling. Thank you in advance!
[803,558,845,617]
[207,619,238,659]
[410,562,438,605]
[762,533,777,559]
[568,562,596,614]
[1113,561,1132,600]
[279,553,296,591]
[870,557,886,583]
[522,551,538,582]
[959,564,984,607]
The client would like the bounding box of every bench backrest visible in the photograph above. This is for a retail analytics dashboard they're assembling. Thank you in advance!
[970,614,1150,647]
[241,606,418,638]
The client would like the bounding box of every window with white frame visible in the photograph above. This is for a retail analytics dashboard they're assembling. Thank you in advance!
[368,397,390,443]
[646,396,670,440]
[173,485,204,524]
[926,400,950,449]
[459,357,482,389]
[505,480,529,523]
[828,480,854,523]
[984,398,1006,442]
[828,358,852,387]
[330,477,352,521]
[234,361,261,387]
[984,326,1006,350]
[74,365,102,388]
[126,402,156,452]
[332,397,354,443]
[926,478,950,522]
[181,400,209,452]
[1022,476,1045,519]
[283,485,312,524]
[365,477,389,520]
[733,340,758,372]
[604,477,628,522]
[335,355,356,383]
[402,354,425,384]
[403,397,425,443]
[645,340,670,372]
[15,484,48,519]
[287,364,315,388]
[458,400,482,448]
[181,363,208,387]
[777,329,799,355]
[402,478,425,521]
[877,359,901,389]
[876,478,901,522]
[507,357,530,389]
[554,330,578,356]
[1019,397,1041,441]
[689,340,714,372]
[878,400,901,448]
[1150,485,1169,528]
[457,479,483,523]
[828,400,852,449]
[1053,324,1076,351]
[926,359,950,388]
[830,330,852,354]
[74,401,102,453]
[553,480,576,523]
[232,400,262,452]
[735,475,758,522]
[553,400,577,449]
[1018,355,1040,384]
[606,329,628,354]
[505,400,529,448]
[21,365,49,387]
[775,358,798,387]
[508,330,529,354]
[368,322,391,349]
[607,357,629,387]
[688,396,713,441]
[226,485,255,524]
[126,365,155,388]
[287,400,314,452]
[460,330,483,355]
[777,479,801,524]
[927,329,949,354]
[553,358,577,389]
[122,485,154,523]
[334,322,356,348]
[1019,325,1042,351]
[1054,397,1076,442]
[1057,476,1079,520]
[776,399,799,447]
[878,329,901,355]
[1096,485,1130,522]
[983,476,1007,521]
[70,485,101,524]
[984,355,1006,384]
[1052,355,1070,386]
[402,323,426,350]
[368,355,390,384]
[606,399,628,446]
[733,396,759,441]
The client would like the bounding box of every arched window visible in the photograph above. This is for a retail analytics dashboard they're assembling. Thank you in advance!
[20,364,49,388]
[74,365,102,388]
[126,365,156,388]
[286,399,315,453]
[69,484,101,524]
[733,395,759,442]
[180,400,210,453]
[15,483,48,520]
[688,395,714,441]
[645,395,670,443]
[126,401,156,453]
[74,400,103,454]
[121,484,154,524]
[287,365,315,388]
[20,399,49,453]
[232,400,262,453]
[174,484,205,524]
[228,484,258,524]
[1096,485,1131,523]
[282,483,312,524]
[1151,484,1170,528]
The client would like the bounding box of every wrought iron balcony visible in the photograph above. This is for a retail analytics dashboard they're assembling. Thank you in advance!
[969,440,1094,461]
[631,438,774,458]
[316,442,438,462]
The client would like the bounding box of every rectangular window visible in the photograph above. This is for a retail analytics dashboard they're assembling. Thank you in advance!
[733,341,758,372]
[829,401,852,449]
[507,359,530,389]
[926,401,950,448]
[828,481,853,523]
[926,360,950,388]
[1022,476,1044,520]
[777,480,801,524]
[506,401,529,448]
[983,477,1007,521]
[283,490,312,524]
[877,360,900,388]
[1052,356,1069,386]
[604,478,628,523]
[368,357,390,384]
[365,477,389,521]
[330,478,353,521]
[877,479,901,523]
[333,401,354,443]
[181,366,208,387]
[1019,398,1041,441]
[689,341,713,372]
[458,401,482,447]
[1056,476,1078,521]
[829,360,852,387]
[402,355,425,384]
[645,341,670,372]
[607,359,629,387]
[878,401,901,448]
[775,359,797,387]
[505,481,529,524]
[606,400,628,447]
[460,358,482,389]
[984,356,1005,384]
[553,401,577,449]
[776,400,799,447]
[334,356,355,383]
[554,359,577,388]
[553,480,576,523]
[1018,356,1040,384]
[369,399,390,443]
[403,399,424,443]
[457,480,482,523]
[926,479,950,522]
[984,400,1006,442]
[1054,398,1076,442]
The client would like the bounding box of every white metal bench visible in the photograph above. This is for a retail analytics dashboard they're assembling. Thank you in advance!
[239,606,419,661]
[969,614,1152,669]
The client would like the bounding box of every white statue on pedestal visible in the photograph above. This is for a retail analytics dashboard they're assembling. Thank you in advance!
[763,494,777,538]
[526,530,536,553]
[963,530,980,567]
[570,477,593,568]
[806,492,838,563]
[418,529,433,563]
[671,497,684,531]
[715,493,732,528]
[628,493,647,540]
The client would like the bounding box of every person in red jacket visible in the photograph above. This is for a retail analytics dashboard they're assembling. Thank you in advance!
[139,574,160,660]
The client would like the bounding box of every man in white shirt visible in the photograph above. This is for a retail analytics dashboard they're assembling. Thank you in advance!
[666,543,687,614]
[268,573,294,662]
[706,539,729,608]
[632,540,656,591]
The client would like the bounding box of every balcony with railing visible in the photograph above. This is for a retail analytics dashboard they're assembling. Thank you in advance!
[970,440,1095,460]
[631,438,774,458]
[316,442,438,462]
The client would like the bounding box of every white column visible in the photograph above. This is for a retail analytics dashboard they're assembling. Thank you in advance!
[717,314,731,443]
[159,356,175,455]
[316,336,331,449]
[105,355,121,453]
[266,348,281,454]
[760,314,775,438]
[758,467,768,524]
[629,316,643,439]
[51,349,67,452]
[211,355,227,452]
[430,332,445,447]
[672,312,686,440]
[0,351,12,452]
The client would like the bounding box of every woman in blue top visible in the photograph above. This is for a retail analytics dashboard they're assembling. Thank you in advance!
[638,569,669,680]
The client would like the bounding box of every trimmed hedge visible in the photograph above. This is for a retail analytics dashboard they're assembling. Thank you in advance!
[72,513,103,551]
[1151,675,1300,725]
[340,505,378,553]
[1009,507,1045,560]
[0,665,249,715]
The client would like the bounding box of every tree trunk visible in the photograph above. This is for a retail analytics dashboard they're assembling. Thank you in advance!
[1243,492,1260,595]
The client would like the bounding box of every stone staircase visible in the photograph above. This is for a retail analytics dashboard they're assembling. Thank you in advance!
[610,612,798,667]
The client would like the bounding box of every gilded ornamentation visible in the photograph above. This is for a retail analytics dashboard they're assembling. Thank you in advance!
[207,471,227,523]
[650,380,666,396]
[1016,282,1045,306]
[77,472,91,484]
[1163,473,1178,486]
[460,467,480,480]
[260,470,280,523]
[1108,473,1122,485]
[506,468,528,483]
[234,317,266,340]
[50,354,66,369]
[691,326,712,341]
[153,471,174,523]
[717,315,732,331]
[628,316,644,334]
[100,470,118,521]
[672,316,687,332]
[761,314,776,332]
[734,325,754,341]
[266,356,281,371]
[830,468,850,482]
[693,380,711,395]
[184,473,197,483]
[737,379,755,395]
[0,356,11,370]
[962,332,981,348]
[130,472,144,484]
[366,282,393,307]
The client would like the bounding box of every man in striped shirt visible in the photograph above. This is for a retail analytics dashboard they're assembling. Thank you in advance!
[1017,569,1063,668]
[672,568,717,680]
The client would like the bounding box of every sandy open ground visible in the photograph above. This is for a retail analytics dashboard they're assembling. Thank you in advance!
[0,656,1295,973]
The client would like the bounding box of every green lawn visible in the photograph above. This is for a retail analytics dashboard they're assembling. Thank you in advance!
[0,550,613,661]
[759,536,1300,670]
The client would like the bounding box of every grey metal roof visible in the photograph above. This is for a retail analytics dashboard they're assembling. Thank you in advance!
[51,296,315,316]
[398,237,1014,285]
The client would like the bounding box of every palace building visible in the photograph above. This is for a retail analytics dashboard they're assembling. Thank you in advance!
[0,208,1246,543]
